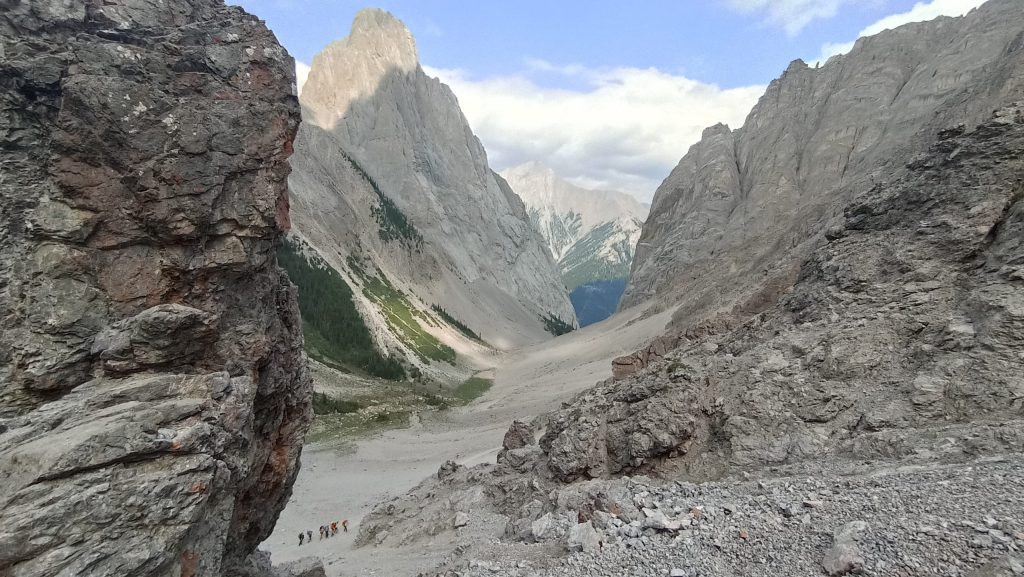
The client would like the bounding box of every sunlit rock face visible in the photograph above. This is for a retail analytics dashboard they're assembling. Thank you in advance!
[0,2,311,576]
[290,9,576,354]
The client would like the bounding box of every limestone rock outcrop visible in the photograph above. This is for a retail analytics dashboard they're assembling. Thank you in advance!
[289,10,575,359]
[354,2,1024,573]
[0,2,311,576]
[622,0,1024,334]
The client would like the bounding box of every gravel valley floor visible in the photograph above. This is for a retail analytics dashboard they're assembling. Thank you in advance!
[262,300,1024,576]
[262,306,676,576]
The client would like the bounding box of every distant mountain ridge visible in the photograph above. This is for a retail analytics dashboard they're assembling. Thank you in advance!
[501,162,648,293]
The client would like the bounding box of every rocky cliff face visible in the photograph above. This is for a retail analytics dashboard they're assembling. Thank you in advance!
[0,2,310,576]
[356,101,1024,576]
[501,162,647,293]
[622,0,1024,331]
[289,10,575,359]
[352,7,1024,573]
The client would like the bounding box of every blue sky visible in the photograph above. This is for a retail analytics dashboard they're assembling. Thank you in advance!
[232,0,990,199]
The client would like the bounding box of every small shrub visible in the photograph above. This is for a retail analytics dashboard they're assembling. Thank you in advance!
[541,313,575,336]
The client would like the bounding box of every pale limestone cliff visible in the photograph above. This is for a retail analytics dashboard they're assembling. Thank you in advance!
[290,10,575,360]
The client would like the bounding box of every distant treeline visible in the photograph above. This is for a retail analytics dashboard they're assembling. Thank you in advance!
[277,239,406,380]
[430,304,484,343]
[542,313,575,336]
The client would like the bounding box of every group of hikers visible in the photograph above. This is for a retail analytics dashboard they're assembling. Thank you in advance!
[298,520,348,546]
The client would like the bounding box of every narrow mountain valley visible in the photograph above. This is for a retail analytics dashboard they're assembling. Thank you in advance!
[293,2,1024,576]
[2,1,1023,577]
[501,162,648,326]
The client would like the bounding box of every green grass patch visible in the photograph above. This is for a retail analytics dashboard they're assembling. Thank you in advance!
[278,238,406,380]
[307,409,411,444]
[312,392,361,415]
[362,275,456,365]
[453,377,493,403]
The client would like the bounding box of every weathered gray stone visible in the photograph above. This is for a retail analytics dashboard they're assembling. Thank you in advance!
[642,508,684,532]
[0,2,309,576]
[566,521,603,553]
[822,542,864,576]
[531,513,563,542]
[503,420,536,451]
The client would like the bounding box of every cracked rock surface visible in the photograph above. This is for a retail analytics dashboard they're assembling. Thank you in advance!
[0,1,311,576]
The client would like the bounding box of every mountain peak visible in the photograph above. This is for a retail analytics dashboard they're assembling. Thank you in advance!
[300,9,419,128]
[349,8,419,69]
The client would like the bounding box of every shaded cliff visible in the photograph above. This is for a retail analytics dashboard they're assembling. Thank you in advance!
[289,10,575,367]
[622,0,1024,332]
[0,2,310,576]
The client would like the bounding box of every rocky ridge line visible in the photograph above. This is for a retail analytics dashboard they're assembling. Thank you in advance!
[622,0,1024,336]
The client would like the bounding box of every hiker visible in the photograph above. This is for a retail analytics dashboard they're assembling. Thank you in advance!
[306,530,312,543]
[330,522,338,536]
[298,532,304,546]
[342,519,349,533]
[319,525,325,540]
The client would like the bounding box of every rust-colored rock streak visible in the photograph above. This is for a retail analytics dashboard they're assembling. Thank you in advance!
[0,1,311,576]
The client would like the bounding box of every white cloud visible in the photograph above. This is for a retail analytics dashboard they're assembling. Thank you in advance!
[425,62,764,201]
[812,0,988,63]
[295,61,310,96]
[726,0,854,36]
[861,0,986,35]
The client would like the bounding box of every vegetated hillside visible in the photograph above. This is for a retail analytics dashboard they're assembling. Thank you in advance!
[622,0,1024,338]
[288,9,576,375]
[502,162,648,324]
[277,238,405,380]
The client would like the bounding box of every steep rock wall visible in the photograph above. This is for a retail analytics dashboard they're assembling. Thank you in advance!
[356,102,1024,553]
[623,0,1024,332]
[0,2,310,575]
[290,10,575,355]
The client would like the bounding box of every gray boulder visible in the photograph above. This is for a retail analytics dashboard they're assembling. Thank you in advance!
[566,521,603,553]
